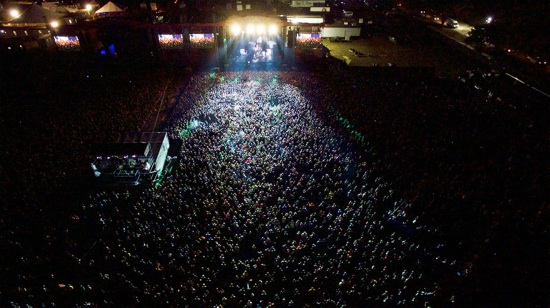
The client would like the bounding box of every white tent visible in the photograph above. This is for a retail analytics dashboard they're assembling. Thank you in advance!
[95,1,124,14]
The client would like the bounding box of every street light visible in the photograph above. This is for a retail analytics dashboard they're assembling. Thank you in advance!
[85,4,93,20]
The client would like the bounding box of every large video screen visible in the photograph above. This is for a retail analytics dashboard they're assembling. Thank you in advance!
[189,33,215,49]
[158,34,184,49]
[296,33,321,49]
[54,36,80,51]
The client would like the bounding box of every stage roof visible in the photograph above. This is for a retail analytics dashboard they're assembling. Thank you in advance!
[91,143,149,157]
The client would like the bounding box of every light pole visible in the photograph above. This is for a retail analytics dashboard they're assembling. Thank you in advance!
[9,9,20,19]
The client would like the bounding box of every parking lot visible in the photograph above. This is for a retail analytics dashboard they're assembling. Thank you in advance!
[322,34,467,78]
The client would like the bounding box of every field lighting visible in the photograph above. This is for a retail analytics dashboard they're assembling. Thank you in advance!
[231,24,241,35]
[10,9,20,18]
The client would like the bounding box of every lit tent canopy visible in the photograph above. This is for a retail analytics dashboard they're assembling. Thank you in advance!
[2,3,66,26]
[95,1,125,17]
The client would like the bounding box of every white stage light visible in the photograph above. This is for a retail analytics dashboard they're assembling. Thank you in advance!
[269,24,278,35]
[231,24,241,35]
[257,24,265,34]
[246,24,255,34]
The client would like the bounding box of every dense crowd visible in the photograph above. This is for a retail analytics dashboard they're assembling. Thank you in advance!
[62,71,452,306]
[0,60,171,208]
[317,66,548,305]
[1,60,547,307]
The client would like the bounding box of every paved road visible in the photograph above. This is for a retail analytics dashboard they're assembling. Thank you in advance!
[426,19,550,97]
[436,22,474,41]
[426,20,492,60]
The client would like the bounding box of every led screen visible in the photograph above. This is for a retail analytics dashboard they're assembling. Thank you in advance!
[190,33,215,48]
[54,36,80,51]
[158,34,184,49]
[296,33,321,49]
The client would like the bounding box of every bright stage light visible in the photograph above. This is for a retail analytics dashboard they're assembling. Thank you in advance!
[50,21,59,28]
[246,24,255,34]
[269,24,278,35]
[231,24,241,35]
[257,24,265,34]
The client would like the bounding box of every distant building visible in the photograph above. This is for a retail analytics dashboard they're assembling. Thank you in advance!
[291,0,326,8]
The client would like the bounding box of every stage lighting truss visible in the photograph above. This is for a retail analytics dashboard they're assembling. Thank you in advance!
[230,24,279,36]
